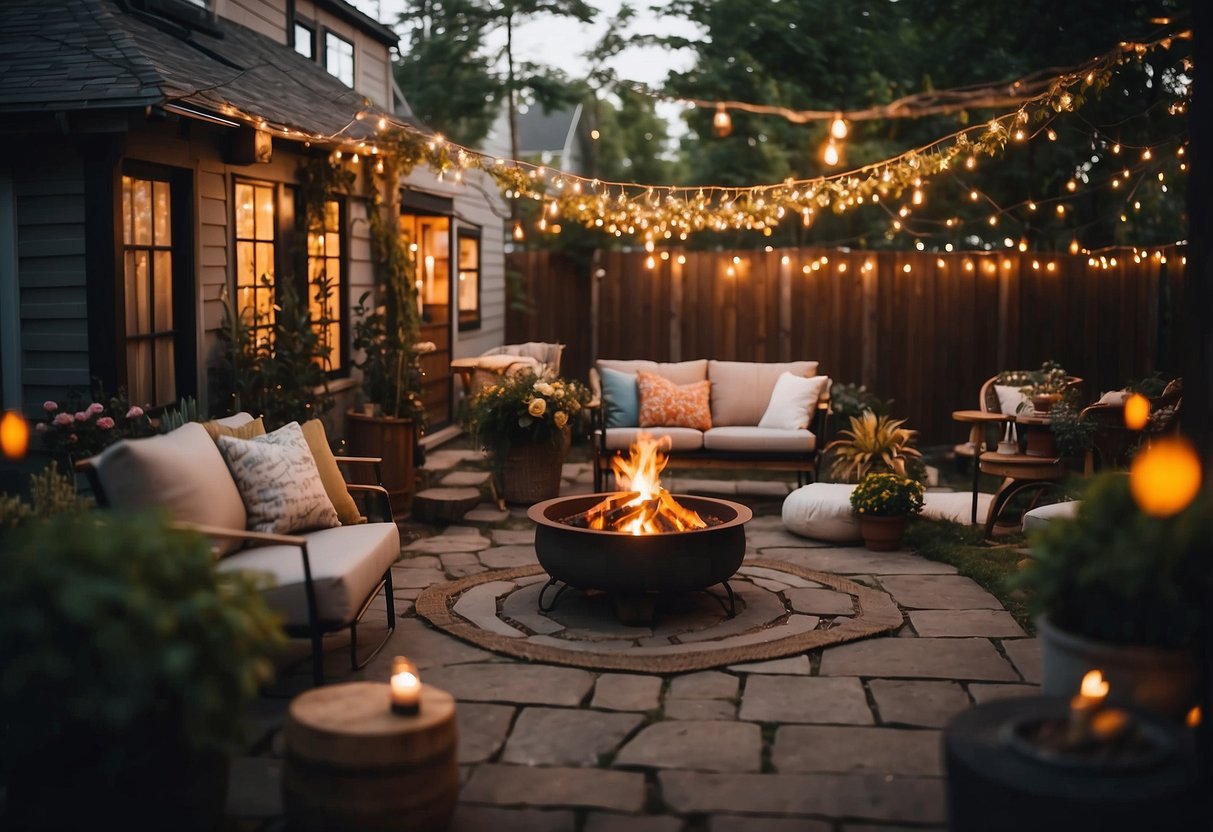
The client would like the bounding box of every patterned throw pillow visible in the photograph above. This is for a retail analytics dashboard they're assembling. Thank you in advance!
[216,421,340,535]
[636,371,712,431]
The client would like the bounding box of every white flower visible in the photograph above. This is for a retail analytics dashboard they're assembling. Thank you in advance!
[534,382,555,397]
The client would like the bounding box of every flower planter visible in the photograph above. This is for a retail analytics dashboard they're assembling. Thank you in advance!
[858,514,908,551]
[499,431,569,505]
[345,410,416,520]
[1037,614,1198,720]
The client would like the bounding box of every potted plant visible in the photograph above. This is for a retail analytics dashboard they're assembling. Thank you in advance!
[823,410,924,483]
[849,471,925,550]
[462,369,590,504]
[0,505,284,830]
[35,385,155,471]
[1011,469,1210,718]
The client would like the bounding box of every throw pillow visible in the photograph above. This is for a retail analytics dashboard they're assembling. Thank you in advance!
[600,366,640,428]
[217,421,339,535]
[758,373,830,430]
[636,371,712,431]
[993,384,1029,416]
[202,416,266,441]
[299,419,363,525]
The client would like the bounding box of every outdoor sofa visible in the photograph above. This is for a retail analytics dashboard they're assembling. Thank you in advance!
[589,359,831,491]
[79,413,400,685]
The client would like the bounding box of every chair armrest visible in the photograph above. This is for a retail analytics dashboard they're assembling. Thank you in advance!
[169,521,307,548]
[334,455,383,466]
[346,484,395,523]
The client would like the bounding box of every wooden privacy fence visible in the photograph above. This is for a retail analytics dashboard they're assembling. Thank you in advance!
[506,246,1186,446]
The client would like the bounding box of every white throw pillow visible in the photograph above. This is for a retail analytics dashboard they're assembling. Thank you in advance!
[758,373,829,430]
[993,384,1029,416]
[217,421,339,535]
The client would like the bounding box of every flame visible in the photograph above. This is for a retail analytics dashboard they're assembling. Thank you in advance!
[1080,669,1109,700]
[575,433,709,534]
[1187,706,1202,728]
[613,432,668,500]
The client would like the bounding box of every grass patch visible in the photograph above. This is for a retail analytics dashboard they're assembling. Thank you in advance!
[904,518,1034,632]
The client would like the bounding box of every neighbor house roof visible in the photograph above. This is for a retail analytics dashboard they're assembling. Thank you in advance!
[0,0,401,139]
[517,103,584,156]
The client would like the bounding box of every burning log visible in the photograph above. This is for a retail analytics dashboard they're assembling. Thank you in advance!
[561,492,639,528]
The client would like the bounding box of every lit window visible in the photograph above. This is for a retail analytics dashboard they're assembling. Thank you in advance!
[307,200,343,371]
[121,175,177,407]
[234,181,277,347]
[457,230,481,330]
[294,23,314,60]
[325,32,354,87]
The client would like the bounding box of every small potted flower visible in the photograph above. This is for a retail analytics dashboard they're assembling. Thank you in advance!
[849,471,925,551]
[462,369,591,504]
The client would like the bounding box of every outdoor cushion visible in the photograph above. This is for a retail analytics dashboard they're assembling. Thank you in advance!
[637,371,712,431]
[300,418,362,525]
[782,483,861,543]
[217,422,340,535]
[600,366,640,428]
[1022,499,1081,534]
[708,360,817,426]
[93,421,247,557]
[604,427,704,452]
[215,522,400,627]
[993,384,1029,416]
[922,490,995,524]
[704,426,816,453]
[758,373,830,430]
[202,412,265,441]
[596,358,708,386]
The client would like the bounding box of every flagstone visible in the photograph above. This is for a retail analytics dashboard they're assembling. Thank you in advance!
[668,670,739,700]
[479,544,540,569]
[441,470,492,487]
[772,725,943,776]
[1000,638,1042,683]
[785,587,855,616]
[664,698,737,721]
[968,682,1041,703]
[502,707,644,767]
[867,679,970,728]
[909,609,1025,637]
[739,676,873,725]
[584,812,684,832]
[710,817,831,832]
[450,806,576,832]
[464,506,512,522]
[457,702,515,763]
[878,575,1003,610]
[462,764,646,812]
[727,655,811,675]
[615,720,762,772]
[765,547,957,575]
[405,534,492,554]
[819,638,1018,681]
[422,663,594,706]
[591,674,663,712]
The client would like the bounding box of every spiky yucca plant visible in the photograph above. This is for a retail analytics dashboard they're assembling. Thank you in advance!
[824,411,922,483]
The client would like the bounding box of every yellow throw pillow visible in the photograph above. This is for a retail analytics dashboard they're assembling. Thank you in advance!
[300,419,363,526]
[636,371,712,431]
[201,417,266,441]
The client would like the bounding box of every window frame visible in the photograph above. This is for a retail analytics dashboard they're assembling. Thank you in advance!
[324,30,355,87]
[305,196,349,376]
[455,226,482,332]
[292,19,316,61]
[231,176,282,350]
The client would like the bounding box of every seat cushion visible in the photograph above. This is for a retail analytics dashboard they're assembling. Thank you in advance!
[202,412,265,441]
[94,421,247,557]
[782,483,860,543]
[637,372,712,431]
[922,490,995,524]
[604,427,704,452]
[704,426,817,453]
[216,522,400,628]
[709,360,818,426]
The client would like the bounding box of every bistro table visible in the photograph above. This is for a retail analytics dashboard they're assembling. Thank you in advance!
[952,410,1014,524]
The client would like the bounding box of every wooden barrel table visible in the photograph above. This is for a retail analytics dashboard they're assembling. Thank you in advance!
[283,681,458,832]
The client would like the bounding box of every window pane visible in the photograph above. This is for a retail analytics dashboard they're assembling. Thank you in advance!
[153,250,173,331]
[133,250,150,334]
[459,236,478,269]
[127,341,150,407]
[325,33,354,87]
[236,183,254,239]
[153,180,171,244]
[255,241,274,287]
[294,23,313,59]
[254,184,274,240]
[122,176,132,244]
[124,251,140,336]
[325,229,339,256]
[133,179,152,246]
[325,200,339,231]
[308,230,324,257]
[155,337,176,405]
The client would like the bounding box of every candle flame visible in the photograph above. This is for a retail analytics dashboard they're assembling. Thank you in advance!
[1187,706,1202,727]
[1080,669,1109,699]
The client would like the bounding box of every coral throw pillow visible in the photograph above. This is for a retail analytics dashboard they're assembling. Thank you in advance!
[637,371,712,431]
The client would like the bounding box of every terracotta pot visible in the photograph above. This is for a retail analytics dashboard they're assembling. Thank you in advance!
[858,514,908,551]
[1031,393,1061,413]
[1037,614,1198,720]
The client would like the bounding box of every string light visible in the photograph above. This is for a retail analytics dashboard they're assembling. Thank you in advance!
[713,105,732,138]
[830,115,849,140]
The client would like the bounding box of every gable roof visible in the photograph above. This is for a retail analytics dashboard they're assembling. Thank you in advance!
[517,103,584,155]
[0,0,392,140]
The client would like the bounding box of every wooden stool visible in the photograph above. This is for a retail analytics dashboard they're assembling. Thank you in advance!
[283,681,458,832]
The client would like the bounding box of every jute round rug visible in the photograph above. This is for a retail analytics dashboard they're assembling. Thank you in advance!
[415,557,902,672]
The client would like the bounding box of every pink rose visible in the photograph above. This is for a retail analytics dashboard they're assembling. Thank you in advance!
[96,417,115,430]
[87,402,105,416]
[126,406,144,419]
[43,401,58,413]
[75,411,88,422]
[53,413,73,426]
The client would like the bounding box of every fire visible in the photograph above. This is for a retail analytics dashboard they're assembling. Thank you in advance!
[1079,669,1109,700]
[566,433,712,534]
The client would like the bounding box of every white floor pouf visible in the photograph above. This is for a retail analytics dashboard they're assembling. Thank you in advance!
[1021,500,1081,534]
[781,483,861,543]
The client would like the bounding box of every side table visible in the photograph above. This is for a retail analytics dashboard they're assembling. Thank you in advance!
[978,451,1068,538]
[283,681,458,832]
[952,410,1012,524]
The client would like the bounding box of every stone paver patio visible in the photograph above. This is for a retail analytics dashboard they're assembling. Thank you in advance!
[230,447,1039,831]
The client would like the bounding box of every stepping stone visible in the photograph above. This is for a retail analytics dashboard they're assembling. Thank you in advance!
[592,674,663,712]
[739,676,873,725]
[441,470,492,487]
[909,609,1026,637]
[878,575,1003,610]
[405,532,492,554]
[502,707,643,767]
[785,587,855,616]
[422,663,594,706]
[711,817,831,832]
[1001,638,1042,683]
[413,487,483,523]
[492,529,536,545]
[668,671,738,700]
[868,680,970,728]
[465,506,511,523]
[585,813,684,832]
[457,702,516,763]
[393,567,447,588]
[968,682,1040,703]
[441,551,487,577]
[462,764,646,812]
[727,655,811,675]
[664,699,737,720]
[766,547,957,575]
[772,725,942,776]
[480,545,540,569]
[450,807,575,832]
[453,581,523,638]
[615,720,761,772]
[819,638,1018,681]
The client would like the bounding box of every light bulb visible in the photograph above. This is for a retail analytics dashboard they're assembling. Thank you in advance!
[822,139,840,167]
[712,105,732,138]
[830,116,848,140]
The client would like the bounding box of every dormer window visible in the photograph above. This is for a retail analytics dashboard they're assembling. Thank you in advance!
[325,32,354,87]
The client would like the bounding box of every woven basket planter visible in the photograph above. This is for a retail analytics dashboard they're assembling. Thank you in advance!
[498,430,569,505]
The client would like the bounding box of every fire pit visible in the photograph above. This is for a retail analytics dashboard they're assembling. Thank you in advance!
[526,434,752,625]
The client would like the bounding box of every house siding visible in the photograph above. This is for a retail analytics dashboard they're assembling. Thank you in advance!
[295,0,394,109]
[215,0,288,44]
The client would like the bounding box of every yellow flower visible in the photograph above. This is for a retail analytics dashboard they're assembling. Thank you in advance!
[553,411,568,428]
[528,398,547,417]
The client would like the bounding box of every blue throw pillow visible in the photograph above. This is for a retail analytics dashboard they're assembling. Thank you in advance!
[600,367,640,428]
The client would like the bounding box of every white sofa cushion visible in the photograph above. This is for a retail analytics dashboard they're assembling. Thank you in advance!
[704,426,816,453]
[758,373,830,430]
[94,421,247,557]
[604,427,704,452]
[708,360,818,426]
[782,483,861,543]
[217,522,400,628]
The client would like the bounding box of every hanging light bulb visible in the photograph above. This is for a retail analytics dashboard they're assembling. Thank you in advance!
[1069,238,1081,255]
[912,188,924,206]
[512,221,524,242]
[830,114,849,140]
[822,138,840,167]
[713,105,732,138]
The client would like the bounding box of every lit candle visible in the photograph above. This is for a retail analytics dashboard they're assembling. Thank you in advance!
[1068,669,1109,742]
[390,656,421,716]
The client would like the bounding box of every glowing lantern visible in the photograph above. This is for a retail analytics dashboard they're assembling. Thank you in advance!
[1130,436,1201,517]
[1123,393,1150,430]
[0,411,29,459]
[712,105,732,138]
